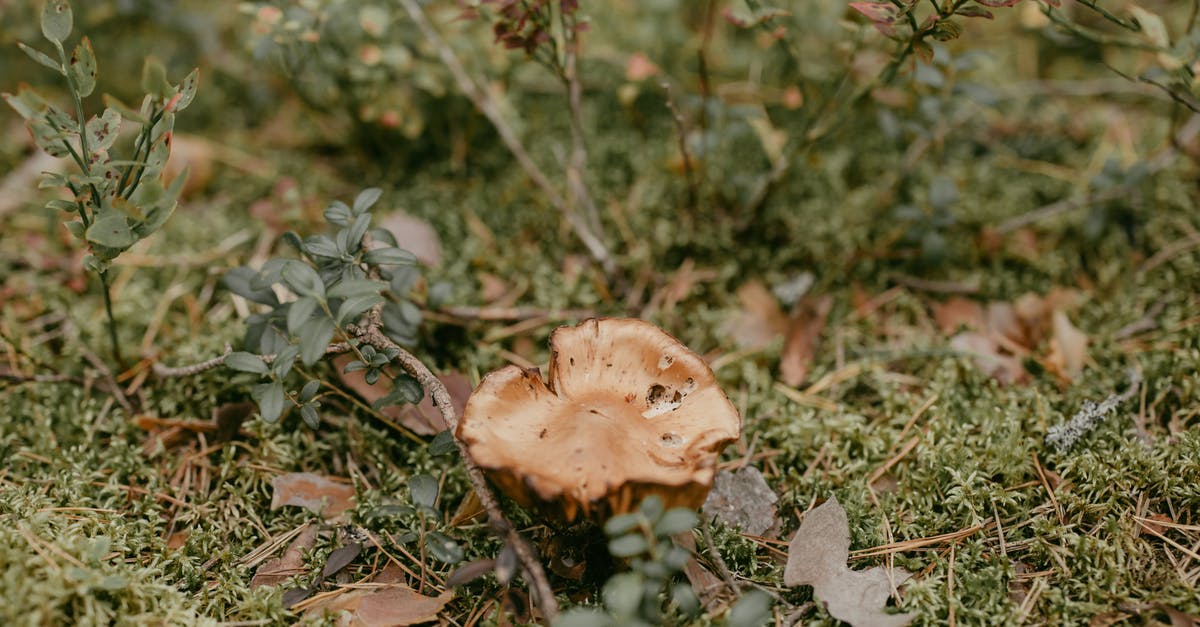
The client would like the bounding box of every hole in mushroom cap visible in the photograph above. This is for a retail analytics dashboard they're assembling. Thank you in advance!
[682,377,696,394]
[660,432,683,447]
[643,383,683,418]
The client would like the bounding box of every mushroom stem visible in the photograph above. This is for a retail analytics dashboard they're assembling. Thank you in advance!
[352,308,561,622]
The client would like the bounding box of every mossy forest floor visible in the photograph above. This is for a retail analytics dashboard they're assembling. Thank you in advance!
[2,3,1200,625]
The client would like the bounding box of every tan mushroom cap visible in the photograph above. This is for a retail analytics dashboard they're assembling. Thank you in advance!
[458,318,741,523]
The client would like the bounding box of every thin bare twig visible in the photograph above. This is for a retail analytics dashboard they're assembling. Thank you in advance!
[151,343,351,378]
[560,7,603,237]
[350,308,560,621]
[396,0,616,282]
[663,81,699,209]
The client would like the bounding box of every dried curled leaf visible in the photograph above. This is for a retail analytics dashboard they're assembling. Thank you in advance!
[784,497,914,627]
[270,472,356,520]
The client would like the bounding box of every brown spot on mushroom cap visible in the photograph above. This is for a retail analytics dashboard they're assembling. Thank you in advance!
[458,318,741,523]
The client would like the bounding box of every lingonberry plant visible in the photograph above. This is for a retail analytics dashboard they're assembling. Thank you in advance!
[220,188,425,428]
[3,0,197,364]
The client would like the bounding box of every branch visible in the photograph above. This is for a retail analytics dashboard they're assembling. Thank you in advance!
[349,308,560,621]
[153,315,561,620]
[396,0,617,282]
[152,342,351,378]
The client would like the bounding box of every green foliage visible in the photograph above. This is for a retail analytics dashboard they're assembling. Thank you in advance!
[556,497,701,627]
[3,0,198,362]
[239,1,495,146]
[221,188,423,428]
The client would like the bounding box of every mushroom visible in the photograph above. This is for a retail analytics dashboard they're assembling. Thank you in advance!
[459,318,741,523]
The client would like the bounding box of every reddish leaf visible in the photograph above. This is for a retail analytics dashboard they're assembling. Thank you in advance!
[1046,310,1088,380]
[779,295,833,387]
[849,1,898,23]
[335,356,471,435]
[723,280,789,350]
[955,5,994,18]
[306,585,453,626]
[270,473,356,520]
[251,524,320,588]
[625,52,659,82]
[932,298,985,334]
[973,0,1022,6]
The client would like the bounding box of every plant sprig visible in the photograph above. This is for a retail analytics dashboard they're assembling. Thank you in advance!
[3,0,198,365]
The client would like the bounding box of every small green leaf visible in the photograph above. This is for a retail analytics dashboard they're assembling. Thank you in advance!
[302,235,339,260]
[363,247,417,267]
[661,545,691,572]
[323,201,353,226]
[394,374,423,404]
[638,495,665,522]
[85,108,121,153]
[47,199,77,213]
[408,474,438,509]
[726,590,772,627]
[41,0,72,44]
[347,212,371,250]
[298,316,334,366]
[342,360,367,373]
[272,344,299,378]
[251,382,286,424]
[299,403,320,429]
[225,351,269,375]
[671,583,700,616]
[328,279,386,299]
[336,293,384,325]
[602,572,644,617]
[141,57,171,99]
[3,86,50,120]
[63,219,84,238]
[18,43,63,74]
[653,508,698,536]
[174,68,199,111]
[101,94,148,125]
[85,213,136,249]
[428,430,456,456]
[352,188,382,213]
[608,533,648,558]
[604,513,640,537]
[425,532,463,564]
[223,267,280,306]
[68,37,97,97]
[282,260,325,299]
[287,296,319,334]
[299,379,321,403]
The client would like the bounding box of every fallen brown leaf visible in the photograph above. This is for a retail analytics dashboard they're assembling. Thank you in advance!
[784,496,914,627]
[702,467,779,537]
[1047,310,1088,380]
[379,211,443,268]
[949,332,1027,385]
[335,355,471,435]
[306,584,452,626]
[724,280,789,349]
[271,473,356,520]
[251,524,319,588]
[779,295,832,387]
[932,297,984,334]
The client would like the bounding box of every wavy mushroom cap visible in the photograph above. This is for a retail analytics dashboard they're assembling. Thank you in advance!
[458,318,741,523]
